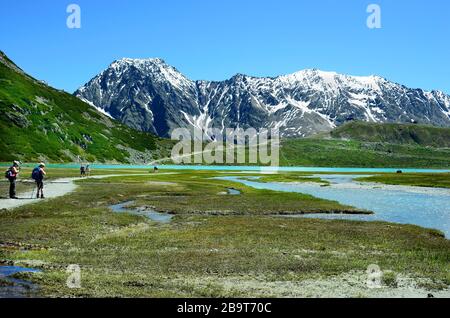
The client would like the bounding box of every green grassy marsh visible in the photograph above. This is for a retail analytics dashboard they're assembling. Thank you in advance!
[0,168,449,297]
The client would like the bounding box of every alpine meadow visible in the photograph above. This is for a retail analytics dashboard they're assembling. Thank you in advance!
[0,0,449,308]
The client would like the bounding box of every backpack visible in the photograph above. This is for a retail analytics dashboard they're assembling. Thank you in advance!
[31,167,41,180]
[4,167,14,179]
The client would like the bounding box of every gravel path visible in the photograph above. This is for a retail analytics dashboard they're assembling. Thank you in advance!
[0,174,152,210]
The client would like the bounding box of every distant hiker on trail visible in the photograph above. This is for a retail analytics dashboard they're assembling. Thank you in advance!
[85,164,91,177]
[32,163,46,199]
[153,166,159,173]
[5,161,20,199]
[80,164,86,177]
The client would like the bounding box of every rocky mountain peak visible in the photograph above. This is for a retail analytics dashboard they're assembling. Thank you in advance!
[75,58,450,138]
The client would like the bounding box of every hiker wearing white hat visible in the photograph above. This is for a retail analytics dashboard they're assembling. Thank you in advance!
[5,161,20,199]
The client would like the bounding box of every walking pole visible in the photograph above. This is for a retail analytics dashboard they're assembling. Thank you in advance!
[30,186,35,199]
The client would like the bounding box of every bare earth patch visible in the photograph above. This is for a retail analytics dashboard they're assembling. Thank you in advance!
[173,272,450,298]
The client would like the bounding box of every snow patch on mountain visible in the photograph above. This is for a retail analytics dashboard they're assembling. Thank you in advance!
[79,97,114,119]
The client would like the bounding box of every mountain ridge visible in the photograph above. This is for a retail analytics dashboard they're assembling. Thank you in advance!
[75,58,450,139]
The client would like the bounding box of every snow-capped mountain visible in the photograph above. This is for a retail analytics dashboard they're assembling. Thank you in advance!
[75,58,450,138]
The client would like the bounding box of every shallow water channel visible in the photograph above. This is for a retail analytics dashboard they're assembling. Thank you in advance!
[0,266,41,298]
[218,175,450,238]
[110,201,173,223]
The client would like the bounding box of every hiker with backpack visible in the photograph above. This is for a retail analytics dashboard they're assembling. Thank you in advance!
[5,161,20,199]
[80,164,86,177]
[32,163,46,199]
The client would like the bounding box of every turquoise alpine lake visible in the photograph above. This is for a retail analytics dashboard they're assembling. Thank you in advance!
[2,163,449,174]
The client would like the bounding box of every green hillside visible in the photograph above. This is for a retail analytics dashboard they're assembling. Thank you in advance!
[330,121,450,147]
[280,122,450,168]
[0,51,172,163]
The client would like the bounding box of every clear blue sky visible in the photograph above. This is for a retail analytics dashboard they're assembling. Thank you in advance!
[1,0,449,94]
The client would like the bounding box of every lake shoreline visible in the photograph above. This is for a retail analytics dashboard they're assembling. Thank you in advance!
[1,163,449,173]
